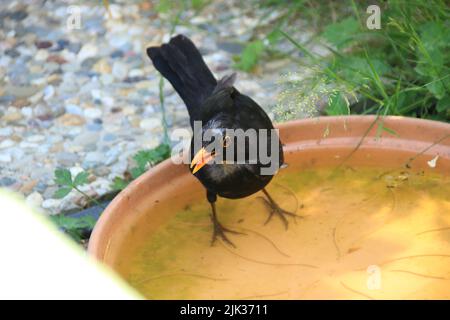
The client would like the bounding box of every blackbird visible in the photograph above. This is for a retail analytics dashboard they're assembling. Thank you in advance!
[147,35,299,246]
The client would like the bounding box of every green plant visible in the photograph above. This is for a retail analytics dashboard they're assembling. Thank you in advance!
[50,214,97,243]
[276,0,449,121]
[234,40,265,72]
[53,168,102,207]
[111,143,171,191]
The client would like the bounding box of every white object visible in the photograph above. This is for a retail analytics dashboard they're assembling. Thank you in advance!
[427,155,439,168]
[0,189,141,299]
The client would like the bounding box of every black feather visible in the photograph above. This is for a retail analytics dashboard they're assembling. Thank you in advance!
[146,35,217,123]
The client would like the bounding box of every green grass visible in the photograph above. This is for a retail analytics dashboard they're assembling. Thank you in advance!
[254,0,450,121]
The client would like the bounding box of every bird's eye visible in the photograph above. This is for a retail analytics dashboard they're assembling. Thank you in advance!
[222,135,231,148]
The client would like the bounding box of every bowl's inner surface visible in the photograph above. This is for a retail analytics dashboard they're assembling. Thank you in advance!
[111,157,450,299]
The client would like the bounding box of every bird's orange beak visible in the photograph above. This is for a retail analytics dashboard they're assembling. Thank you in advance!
[190,148,215,174]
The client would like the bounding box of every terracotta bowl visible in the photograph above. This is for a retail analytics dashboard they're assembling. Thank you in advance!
[88,116,450,299]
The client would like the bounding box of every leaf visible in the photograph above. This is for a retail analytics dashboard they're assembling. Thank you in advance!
[234,40,264,72]
[191,0,206,10]
[325,92,349,115]
[111,177,129,191]
[49,214,97,243]
[73,171,89,187]
[155,0,171,13]
[50,215,75,229]
[330,56,390,85]
[426,81,445,100]
[436,95,450,113]
[54,168,72,186]
[321,17,360,49]
[267,29,282,45]
[130,167,145,180]
[77,215,97,229]
[53,187,72,199]
[133,144,171,170]
[419,21,448,52]
[73,172,88,187]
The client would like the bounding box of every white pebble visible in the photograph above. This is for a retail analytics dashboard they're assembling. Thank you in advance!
[77,43,98,63]
[19,141,39,148]
[26,135,45,143]
[35,49,49,61]
[140,118,161,130]
[21,107,33,118]
[70,166,84,177]
[128,69,144,77]
[43,85,55,100]
[0,139,15,149]
[26,192,44,208]
[0,128,13,136]
[0,154,12,162]
[65,104,83,115]
[84,108,102,119]
[42,199,62,210]
[112,61,128,80]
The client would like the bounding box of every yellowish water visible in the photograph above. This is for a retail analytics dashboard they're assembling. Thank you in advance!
[114,166,450,299]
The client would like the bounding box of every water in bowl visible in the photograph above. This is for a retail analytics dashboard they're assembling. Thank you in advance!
[113,165,450,299]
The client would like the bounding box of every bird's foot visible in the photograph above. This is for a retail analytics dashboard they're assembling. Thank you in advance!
[210,215,244,248]
[260,196,302,229]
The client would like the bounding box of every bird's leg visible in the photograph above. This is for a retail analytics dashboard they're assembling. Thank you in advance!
[207,191,243,247]
[261,188,301,229]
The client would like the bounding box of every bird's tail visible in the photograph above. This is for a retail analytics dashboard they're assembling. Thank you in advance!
[146,35,217,120]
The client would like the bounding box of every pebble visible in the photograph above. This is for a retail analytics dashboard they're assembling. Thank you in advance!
[0,139,16,149]
[26,192,44,208]
[0,177,16,187]
[35,49,49,61]
[139,118,161,130]
[19,180,38,194]
[73,132,99,146]
[26,135,45,143]
[56,39,69,50]
[43,85,55,100]
[69,166,85,177]
[65,104,83,115]
[2,112,23,123]
[0,128,13,136]
[77,43,98,63]
[42,198,63,210]
[84,108,102,119]
[0,154,12,163]
[112,61,129,80]
[86,122,102,132]
[35,41,53,49]
[5,85,39,98]
[84,152,104,168]
[9,9,28,21]
[21,107,33,118]
[56,114,85,126]
[55,152,79,166]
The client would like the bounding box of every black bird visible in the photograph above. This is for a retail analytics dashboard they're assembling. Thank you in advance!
[147,35,299,246]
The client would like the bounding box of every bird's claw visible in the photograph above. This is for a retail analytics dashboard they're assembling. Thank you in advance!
[260,197,302,229]
[210,215,244,248]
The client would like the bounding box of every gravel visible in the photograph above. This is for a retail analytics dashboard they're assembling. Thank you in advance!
[0,0,304,214]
